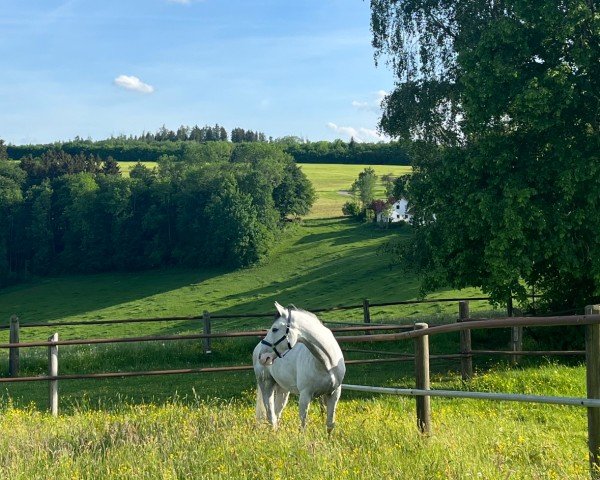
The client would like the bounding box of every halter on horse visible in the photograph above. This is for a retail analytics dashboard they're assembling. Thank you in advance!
[259,307,292,360]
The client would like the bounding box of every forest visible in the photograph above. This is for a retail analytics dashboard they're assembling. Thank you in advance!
[5,124,411,166]
[0,139,315,285]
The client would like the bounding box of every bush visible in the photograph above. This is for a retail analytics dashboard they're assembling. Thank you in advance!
[342,201,361,217]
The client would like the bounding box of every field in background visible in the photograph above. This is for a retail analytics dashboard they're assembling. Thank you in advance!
[118,161,157,177]
[298,163,411,218]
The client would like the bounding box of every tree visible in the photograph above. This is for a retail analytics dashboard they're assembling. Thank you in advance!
[350,167,377,208]
[272,162,316,219]
[391,174,410,200]
[102,156,121,176]
[381,173,396,197]
[25,180,55,274]
[0,161,25,282]
[176,125,189,141]
[372,0,600,310]
[0,139,7,161]
[203,177,272,267]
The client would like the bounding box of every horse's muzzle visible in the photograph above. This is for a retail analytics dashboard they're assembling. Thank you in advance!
[258,352,276,366]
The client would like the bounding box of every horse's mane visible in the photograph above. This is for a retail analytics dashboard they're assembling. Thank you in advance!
[288,305,324,326]
[272,304,324,326]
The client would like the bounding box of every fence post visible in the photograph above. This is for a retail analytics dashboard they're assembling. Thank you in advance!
[9,315,20,377]
[363,299,371,334]
[414,322,431,434]
[48,333,59,416]
[585,305,600,478]
[203,311,212,354]
[511,326,523,366]
[508,296,523,365]
[458,301,473,380]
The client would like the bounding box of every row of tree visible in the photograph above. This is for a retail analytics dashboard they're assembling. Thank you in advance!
[7,138,411,166]
[0,144,315,285]
[77,124,263,143]
[285,140,410,165]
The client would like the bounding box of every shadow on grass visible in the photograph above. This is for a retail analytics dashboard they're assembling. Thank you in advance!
[0,267,230,326]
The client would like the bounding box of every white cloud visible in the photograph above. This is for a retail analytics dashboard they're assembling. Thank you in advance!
[327,122,388,143]
[114,75,154,94]
[351,90,387,113]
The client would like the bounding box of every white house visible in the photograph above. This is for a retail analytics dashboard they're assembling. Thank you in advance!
[376,198,412,223]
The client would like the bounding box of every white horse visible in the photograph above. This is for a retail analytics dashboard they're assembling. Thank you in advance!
[253,302,346,433]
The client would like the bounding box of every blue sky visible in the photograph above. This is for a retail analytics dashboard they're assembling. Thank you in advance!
[0,0,395,145]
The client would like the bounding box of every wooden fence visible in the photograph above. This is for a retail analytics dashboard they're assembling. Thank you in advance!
[2,298,598,477]
[340,305,600,480]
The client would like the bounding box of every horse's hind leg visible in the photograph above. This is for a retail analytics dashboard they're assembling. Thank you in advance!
[325,386,342,434]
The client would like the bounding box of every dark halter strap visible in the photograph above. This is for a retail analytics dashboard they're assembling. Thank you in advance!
[261,308,293,358]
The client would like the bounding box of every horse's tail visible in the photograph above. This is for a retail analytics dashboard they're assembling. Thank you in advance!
[255,383,267,422]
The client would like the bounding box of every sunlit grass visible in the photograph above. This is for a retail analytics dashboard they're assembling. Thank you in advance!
[299,163,411,218]
[0,371,590,480]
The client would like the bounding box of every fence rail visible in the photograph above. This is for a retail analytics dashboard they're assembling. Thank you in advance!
[0,295,503,330]
[341,385,600,408]
[0,357,408,384]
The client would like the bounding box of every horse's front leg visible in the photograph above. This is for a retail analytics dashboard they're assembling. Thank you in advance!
[259,381,278,429]
[273,384,290,422]
[298,390,312,430]
[325,386,342,434]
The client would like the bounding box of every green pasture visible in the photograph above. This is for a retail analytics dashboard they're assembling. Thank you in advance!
[0,162,592,478]
[298,163,411,218]
[118,161,158,177]
[0,364,591,479]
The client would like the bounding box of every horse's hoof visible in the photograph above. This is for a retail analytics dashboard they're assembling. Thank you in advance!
[327,424,335,435]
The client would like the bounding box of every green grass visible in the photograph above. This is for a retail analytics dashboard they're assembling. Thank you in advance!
[0,365,591,479]
[0,162,591,478]
[118,161,158,177]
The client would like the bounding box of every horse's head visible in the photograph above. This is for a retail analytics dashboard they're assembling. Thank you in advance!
[258,302,299,366]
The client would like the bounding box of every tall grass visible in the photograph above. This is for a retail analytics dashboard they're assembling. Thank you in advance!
[0,372,590,480]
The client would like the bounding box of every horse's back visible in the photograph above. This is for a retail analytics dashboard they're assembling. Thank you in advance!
[269,344,344,396]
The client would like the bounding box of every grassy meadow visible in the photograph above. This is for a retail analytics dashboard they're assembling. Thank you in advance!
[0,163,592,479]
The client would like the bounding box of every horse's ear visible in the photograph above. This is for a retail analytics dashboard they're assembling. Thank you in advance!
[274,301,287,319]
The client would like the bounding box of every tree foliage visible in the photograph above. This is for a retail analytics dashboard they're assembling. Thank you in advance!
[372,0,600,310]
[351,167,378,208]
[7,138,412,166]
[0,142,316,285]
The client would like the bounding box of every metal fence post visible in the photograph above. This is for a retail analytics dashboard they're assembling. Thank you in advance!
[203,311,212,354]
[414,322,431,434]
[48,333,59,416]
[585,305,600,479]
[458,301,473,380]
[9,315,20,377]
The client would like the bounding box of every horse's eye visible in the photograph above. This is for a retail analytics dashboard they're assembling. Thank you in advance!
[272,328,279,333]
